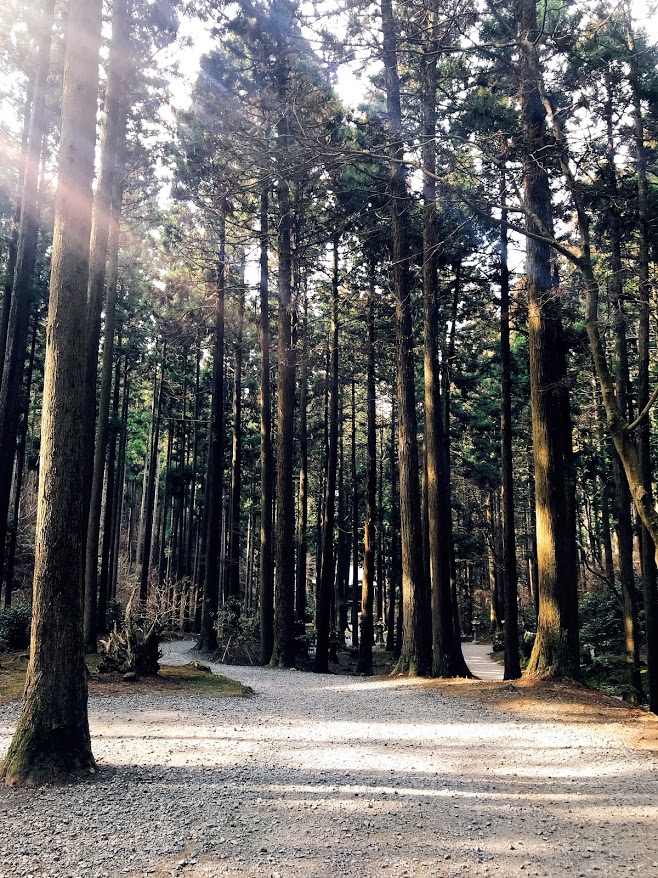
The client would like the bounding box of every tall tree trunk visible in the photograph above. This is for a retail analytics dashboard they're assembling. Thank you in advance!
[351,368,359,650]
[421,10,461,676]
[258,184,275,664]
[0,0,56,595]
[604,77,642,699]
[500,168,521,679]
[84,108,127,649]
[98,339,122,632]
[628,23,658,707]
[198,209,226,653]
[0,0,102,786]
[0,72,34,378]
[272,163,296,666]
[315,235,340,673]
[381,0,429,676]
[227,258,245,603]
[295,286,308,630]
[516,0,580,678]
[357,267,377,674]
[4,312,38,606]
[140,346,166,601]
[81,0,131,643]
[336,390,350,644]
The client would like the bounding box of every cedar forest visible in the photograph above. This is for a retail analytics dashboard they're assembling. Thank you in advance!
[0,0,657,786]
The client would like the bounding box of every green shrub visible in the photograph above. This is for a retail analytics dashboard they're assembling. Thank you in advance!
[106,599,126,632]
[579,586,624,659]
[0,602,32,652]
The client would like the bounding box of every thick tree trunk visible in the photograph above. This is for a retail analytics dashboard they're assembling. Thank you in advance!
[380,0,429,676]
[314,236,339,673]
[258,185,275,664]
[0,0,56,596]
[516,0,580,679]
[1,0,102,786]
[198,211,226,653]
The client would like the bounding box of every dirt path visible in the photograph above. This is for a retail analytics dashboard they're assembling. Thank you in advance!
[461,642,504,681]
[1,641,658,878]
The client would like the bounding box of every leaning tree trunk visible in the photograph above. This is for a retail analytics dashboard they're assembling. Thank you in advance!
[516,0,580,679]
[1,0,102,787]
[381,0,429,677]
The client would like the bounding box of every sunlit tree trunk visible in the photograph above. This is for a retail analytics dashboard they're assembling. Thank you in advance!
[0,0,56,600]
[1,0,102,786]
[516,0,579,678]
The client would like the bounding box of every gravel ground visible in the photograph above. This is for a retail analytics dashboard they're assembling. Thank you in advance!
[1,640,658,878]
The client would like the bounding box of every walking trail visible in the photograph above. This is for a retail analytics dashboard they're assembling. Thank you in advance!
[1,640,658,878]
[461,642,504,681]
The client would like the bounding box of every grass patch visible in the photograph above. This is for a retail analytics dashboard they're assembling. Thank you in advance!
[156,663,252,696]
[0,651,29,702]
[0,653,252,703]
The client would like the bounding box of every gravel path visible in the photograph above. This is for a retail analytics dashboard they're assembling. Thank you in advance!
[1,641,658,878]
[461,642,504,681]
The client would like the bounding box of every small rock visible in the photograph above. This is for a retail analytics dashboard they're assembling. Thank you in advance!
[123,671,138,682]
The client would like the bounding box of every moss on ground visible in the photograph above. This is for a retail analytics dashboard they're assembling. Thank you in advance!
[0,654,251,703]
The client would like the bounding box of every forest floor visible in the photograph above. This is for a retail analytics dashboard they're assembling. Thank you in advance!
[2,640,658,878]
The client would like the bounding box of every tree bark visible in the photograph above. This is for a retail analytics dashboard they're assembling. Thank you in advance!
[1,0,102,786]
[314,235,340,673]
[227,257,245,603]
[295,285,308,631]
[351,368,359,650]
[500,168,521,679]
[140,345,166,601]
[198,209,226,653]
[357,267,377,674]
[0,0,56,597]
[380,0,429,676]
[515,0,580,679]
[259,184,275,664]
